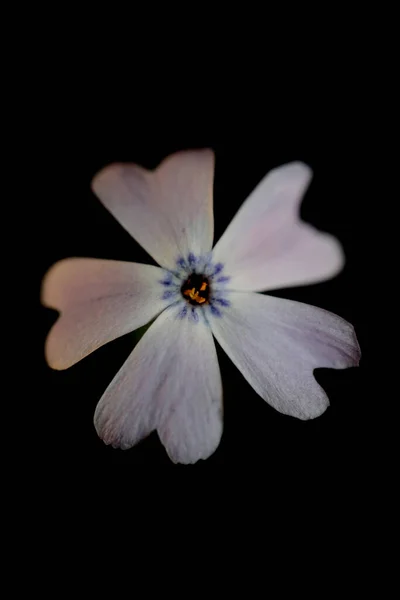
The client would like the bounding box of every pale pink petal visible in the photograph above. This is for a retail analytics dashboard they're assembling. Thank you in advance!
[91,149,215,270]
[212,162,344,292]
[210,292,360,420]
[94,304,223,464]
[42,258,168,370]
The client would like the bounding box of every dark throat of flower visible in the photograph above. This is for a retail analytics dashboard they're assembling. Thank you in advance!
[181,273,210,306]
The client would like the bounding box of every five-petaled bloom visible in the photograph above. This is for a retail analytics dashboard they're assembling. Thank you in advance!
[42,150,360,463]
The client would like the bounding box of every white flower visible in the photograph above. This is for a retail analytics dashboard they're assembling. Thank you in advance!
[42,150,360,464]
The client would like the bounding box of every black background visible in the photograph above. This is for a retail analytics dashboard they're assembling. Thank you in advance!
[35,69,371,472]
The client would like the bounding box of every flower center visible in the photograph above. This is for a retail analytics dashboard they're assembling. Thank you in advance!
[181,273,210,305]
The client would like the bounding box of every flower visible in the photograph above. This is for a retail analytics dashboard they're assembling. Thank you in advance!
[42,149,360,464]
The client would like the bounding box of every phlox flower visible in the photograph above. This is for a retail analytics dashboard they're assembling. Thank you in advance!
[42,150,360,463]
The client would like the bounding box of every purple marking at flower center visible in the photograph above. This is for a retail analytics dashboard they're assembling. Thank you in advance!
[161,254,231,320]
[214,297,231,307]
[178,305,188,319]
[162,290,176,300]
[210,305,222,317]
[212,263,224,276]
[188,253,196,268]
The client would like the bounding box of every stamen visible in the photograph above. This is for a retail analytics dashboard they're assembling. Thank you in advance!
[181,273,210,306]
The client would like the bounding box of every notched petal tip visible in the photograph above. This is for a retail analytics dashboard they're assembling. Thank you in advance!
[44,323,77,371]
[44,330,67,371]
[273,160,313,180]
[158,147,215,170]
[92,149,215,192]
[41,259,65,309]
[42,261,72,370]
[90,149,216,270]
[212,159,347,292]
[90,162,126,194]
[94,414,118,448]
[165,449,208,465]
[303,227,346,283]
[41,257,88,309]
[298,399,330,421]
[328,233,346,272]
[161,424,223,465]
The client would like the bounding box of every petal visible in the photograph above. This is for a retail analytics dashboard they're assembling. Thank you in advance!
[94,304,223,464]
[42,258,168,370]
[91,149,215,270]
[210,292,360,420]
[212,162,344,292]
